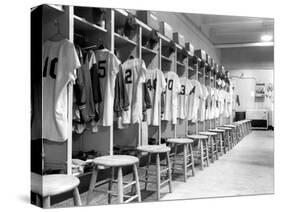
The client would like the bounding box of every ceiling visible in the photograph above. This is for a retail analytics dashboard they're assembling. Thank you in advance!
[182,13,274,48]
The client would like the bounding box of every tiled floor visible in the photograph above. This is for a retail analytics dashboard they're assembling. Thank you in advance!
[54,130,274,208]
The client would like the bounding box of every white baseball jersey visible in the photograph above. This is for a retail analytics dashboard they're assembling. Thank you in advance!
[177,77,193,120]
[189,80,203,122]
[163,71,181,124]
[146,68,166,126]
[214,89,220,118]
[95,49,120,126]
[121,58,147,124]
[199,85,209,121]
[32,39,80,142]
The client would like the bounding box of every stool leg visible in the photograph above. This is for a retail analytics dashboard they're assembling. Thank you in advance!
[133,164,141,202]
[117,167,124,204]
[43,196,50,208]
[144,153,151,191]
[205,139,210,167]
[108,167,114,204]
[215,136,219,160]
[73,187,82,206]
[172,144,178,175]
[87,167,98,205]
[189,144,195,176]
[156,153,161,200]
[220,133,223,156]
[183,144,188,182]
[209,135,214,162]
[199,139,204,170]
[166,152,173,193]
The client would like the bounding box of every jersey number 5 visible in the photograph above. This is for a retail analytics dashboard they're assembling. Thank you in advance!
[98,60,106,78]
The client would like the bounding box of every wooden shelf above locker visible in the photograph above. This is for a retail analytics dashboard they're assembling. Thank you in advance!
[42,4,64,25]
[142,46,158,55]
[114,33,137,48]
[74,15,107,33]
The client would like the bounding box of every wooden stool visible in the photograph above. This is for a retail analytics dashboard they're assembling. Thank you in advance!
[137,145,172,200]
[224,124,238,146]
[31,173,82,208]
[186,135,209,170]
[217,127,233,151]
[209,128,226,155]
[234,121,243,141]
[245,120,252,134]
[87,155,141,204]
[199,132,219,162]
[166,138,195,182]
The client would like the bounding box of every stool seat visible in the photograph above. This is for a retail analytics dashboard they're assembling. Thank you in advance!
[218,127,232,130]
[166,138,194,144]
[93,155,139,167]
[224,124,236,128]
[137,145,171,153]
[209,129,225,133]
[199,132,217,136]
[31,173,80,197]
[187,134,208,140]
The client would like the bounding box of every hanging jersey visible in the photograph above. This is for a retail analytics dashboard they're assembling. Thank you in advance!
[177,77,193,120]
[32,39,80,142]
[121,58,147,124]
[146,68,166,126]
[214,89,220,118]
[189,80,203,122]
[95,49,120,126]
[81,50,96,119]
[199,85,209,121]
[163,71,181,124]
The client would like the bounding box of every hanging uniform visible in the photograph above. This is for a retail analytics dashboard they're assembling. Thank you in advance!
[207,86,215,120]
[94,49,120,126]
[121,58,147,124]
[177,77,193,120]
[146,68,166,126]
[189,80,203,123]
[81,50,97,119]
[214,89,219,118]
[32,39,80,142]
[162,71,181,124]
[199,84,209,121]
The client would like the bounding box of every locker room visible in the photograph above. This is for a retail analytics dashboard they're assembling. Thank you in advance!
[30,4,274,208]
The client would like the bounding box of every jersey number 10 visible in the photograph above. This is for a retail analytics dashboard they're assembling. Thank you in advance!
[43,57,58,79]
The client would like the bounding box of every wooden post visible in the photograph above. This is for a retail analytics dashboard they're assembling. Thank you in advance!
[66,5,74,175]
[109,9,115,155]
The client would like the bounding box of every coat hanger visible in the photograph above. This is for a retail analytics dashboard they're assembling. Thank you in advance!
[49,19,65,41]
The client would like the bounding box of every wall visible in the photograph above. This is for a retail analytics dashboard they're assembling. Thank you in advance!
[230,69,274,126]
[152,11,221,64]
[221,46,274,70]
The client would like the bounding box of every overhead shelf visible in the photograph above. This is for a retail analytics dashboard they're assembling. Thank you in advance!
[114,33,137,47]
[142,46,158,55]
[74,15,107,33]
[41,4,64,25]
